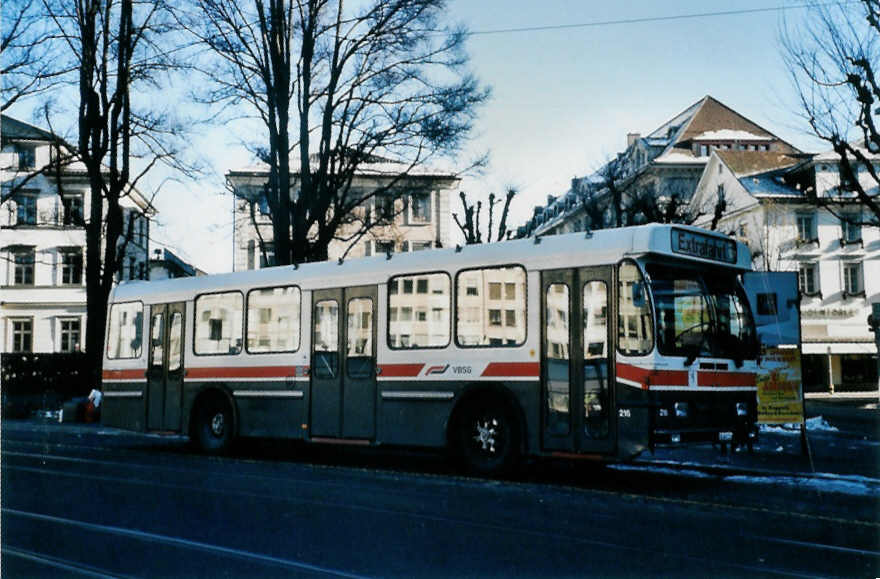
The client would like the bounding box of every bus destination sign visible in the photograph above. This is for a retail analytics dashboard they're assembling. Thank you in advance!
[671,228,737,264]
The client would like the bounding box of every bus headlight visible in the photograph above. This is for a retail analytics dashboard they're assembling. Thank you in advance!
[736,402,748,417]
[658,408,669,417]
[674,402,689,418]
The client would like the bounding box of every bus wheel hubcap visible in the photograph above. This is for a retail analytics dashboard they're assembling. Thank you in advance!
[211,413,225,437]
[473,418,498,453]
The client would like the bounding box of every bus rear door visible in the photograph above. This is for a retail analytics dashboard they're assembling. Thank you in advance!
[310,286,378,440]
[146,302,185,432]
[541,267,616,455]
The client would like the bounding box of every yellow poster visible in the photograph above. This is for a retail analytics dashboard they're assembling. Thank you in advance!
[757,347,804,424]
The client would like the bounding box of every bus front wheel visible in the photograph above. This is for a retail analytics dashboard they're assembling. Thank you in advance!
[454,396,520,476]
[192,394,234,454]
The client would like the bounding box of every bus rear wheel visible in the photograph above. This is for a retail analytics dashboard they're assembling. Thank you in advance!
[454,397,520,476]
[192,394,234,454]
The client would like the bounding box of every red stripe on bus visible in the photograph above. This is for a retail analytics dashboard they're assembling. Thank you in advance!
[616,363,687,389]
[102,369,143,380]
[379,363,424,377]
[481,362,540,377]
[186,366,300,379]
[697,371,756,387]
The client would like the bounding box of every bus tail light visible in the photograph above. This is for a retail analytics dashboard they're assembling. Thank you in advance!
[674,402,689,418]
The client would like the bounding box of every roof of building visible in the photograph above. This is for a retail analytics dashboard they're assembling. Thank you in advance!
[1,114,57,142]
[740,172,803,198]
[716,150,803,177]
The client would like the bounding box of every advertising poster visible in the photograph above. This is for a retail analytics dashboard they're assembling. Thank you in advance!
[756,346,804,424]
[742,271,805,425]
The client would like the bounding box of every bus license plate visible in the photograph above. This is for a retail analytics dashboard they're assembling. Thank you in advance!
[718,431,733,442]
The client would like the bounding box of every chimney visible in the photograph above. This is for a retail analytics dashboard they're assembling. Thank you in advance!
[627,133,641,148]
[547,194,556,206]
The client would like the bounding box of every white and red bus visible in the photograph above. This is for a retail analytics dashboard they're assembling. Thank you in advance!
[102,223,759,474]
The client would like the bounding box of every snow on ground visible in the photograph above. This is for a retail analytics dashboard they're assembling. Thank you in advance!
[759,416,838,435]
[613,463,880,498]
[726,473,880,498]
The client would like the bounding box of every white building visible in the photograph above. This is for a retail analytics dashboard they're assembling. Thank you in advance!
[0,115,153,353]
[690,146,879,393]
[519,96,801,237]
[227,160,459,270]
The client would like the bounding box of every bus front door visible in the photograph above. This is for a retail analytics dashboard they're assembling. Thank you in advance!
[146,302,186,432]
[310,286,378,440]
[541,267,616,455]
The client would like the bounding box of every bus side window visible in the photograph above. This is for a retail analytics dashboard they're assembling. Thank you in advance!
[617,261,653,356]
[313,299,339,378]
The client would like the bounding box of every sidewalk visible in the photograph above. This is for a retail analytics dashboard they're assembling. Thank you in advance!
[646,401,879,482]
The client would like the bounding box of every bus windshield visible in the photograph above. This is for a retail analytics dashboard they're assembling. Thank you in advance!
[646,264,757,364]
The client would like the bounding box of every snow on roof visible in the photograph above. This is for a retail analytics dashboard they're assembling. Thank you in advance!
[813,142,880,162]
[693,129,774,141]
[741,173,802,198]
[229,157,459,179]
[652,151,708,165]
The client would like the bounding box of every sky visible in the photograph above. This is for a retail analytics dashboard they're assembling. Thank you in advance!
[7,0,829,274]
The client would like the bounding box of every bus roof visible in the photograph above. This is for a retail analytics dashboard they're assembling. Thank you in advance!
[111,224,751,305]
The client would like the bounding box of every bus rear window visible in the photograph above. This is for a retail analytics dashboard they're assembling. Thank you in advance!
[107,302,143,359]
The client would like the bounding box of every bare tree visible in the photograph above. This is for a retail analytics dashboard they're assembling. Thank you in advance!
[453,187,516,244]
[181,0,488,264]
[1,0,71,111]
[782,0,880,223]
[625,182,702,226]
[42,0,192,384]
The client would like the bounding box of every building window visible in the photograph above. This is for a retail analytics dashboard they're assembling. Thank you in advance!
[13,248,35,285]
[260,243,275,268]
[62,194,84,225]
[15,194,37,225]
[841,215,862,244]
[798,262,819,296]
[61,249,83,285]
[375,240,394,255]
[410,193,431,223]
[128,256,136,280]
[60,319,81,352]
[411,241,432,251]
[16,145,36,169]
[12,319,33,352]
[375,195,395,222]
[247,240,255,270]
[796,213,816,243]
[843,262,864,296]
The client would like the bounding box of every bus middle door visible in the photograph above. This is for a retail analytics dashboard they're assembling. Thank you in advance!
[146,302,185,432]
[541,267,615,455]
[310,286,377,440]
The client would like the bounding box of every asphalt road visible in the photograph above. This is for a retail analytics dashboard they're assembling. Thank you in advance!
[2,420,878,578]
